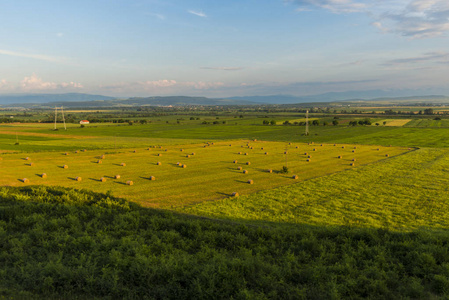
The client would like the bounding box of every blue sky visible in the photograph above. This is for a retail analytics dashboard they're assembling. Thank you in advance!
[0,0,448,97]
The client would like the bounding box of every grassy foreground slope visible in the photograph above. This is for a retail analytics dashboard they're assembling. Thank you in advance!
[181,148,449,231]
[2,186,449,299]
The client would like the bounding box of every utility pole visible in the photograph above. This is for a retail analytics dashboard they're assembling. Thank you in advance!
[54,106,58,130]
[305,110,309,136]
[61,106,67,130]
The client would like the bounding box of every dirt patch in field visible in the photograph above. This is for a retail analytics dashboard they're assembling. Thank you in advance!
[0,130,97,139]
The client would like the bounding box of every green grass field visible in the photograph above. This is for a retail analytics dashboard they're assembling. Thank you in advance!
[3,113,449,298]
[180,147,449,231]
[0,140,407,208]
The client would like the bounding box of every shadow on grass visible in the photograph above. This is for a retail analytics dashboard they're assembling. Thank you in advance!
[114,181,128,185]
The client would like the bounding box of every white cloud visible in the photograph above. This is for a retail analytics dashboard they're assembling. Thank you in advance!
[188,10,207,17]
[200,67,244,71]
[144,12,165,20]
[19,73,83,91]
[100,79,224,94]
[289,0,449,38]
[289,0,367,13]
[0,49,67,63]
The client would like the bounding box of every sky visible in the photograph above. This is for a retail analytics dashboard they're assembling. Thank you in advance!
[0,0,449,98]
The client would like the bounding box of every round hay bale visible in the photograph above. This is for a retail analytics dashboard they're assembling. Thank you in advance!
[229,144,232,146]
[100,177,106,182]
[250,147,253,150]
[157,162,161,165]
[244,153,248,155]
[182,164,187,168]
[238,152,242,155]
[158,153,162,156]
[150,176,156,180]
[114,175,121,179]
[377,148,380,151]
[22,178,30,183]
[334,144,336,146]
[296,146,298,149]
[350,162,355,166]
[308,155,311,158]
[83,149,87,152]
[76,177,82,181]
[176,162,180,165]
[25,157,30,160]
[133,150,137,153]
[126,180,133,185]
[253,139,257,142]
[233,160,237,163]
[120,163,126,166]
[261,147,264,150]
[147,148,151,150]
[307,158,310,162]
[352,150,355,153]
[238,166,242,170]
[304,152,308,155]
[313,148,316,151]
[180,149,184,152]
[100,155,105,159]
[352,158,356,161]
[354,146,357,149]
[338,156,342,159]
[64,152,69,155]
[97,160,102,164]
[385,154,389,157]
[63,165,68,169]
[186,155,190,158]
[292,175,298,179]
[289,142,291,145]
[265,152,268,155]
[321,144,323,146]
[29,162,34,166]
[75,150,79,153]
[267,169,272,173]
[165,149,168,152]
[247,179,253,184]
[41,173,47,178]
[159,146,163,149]
[341,146,345,149]
[232,192,239,197]
[246,162,251,165]
[284,151,288,154]
[243,169,248,174]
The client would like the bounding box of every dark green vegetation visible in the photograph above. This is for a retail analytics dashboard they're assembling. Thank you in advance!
[2,186,449,299]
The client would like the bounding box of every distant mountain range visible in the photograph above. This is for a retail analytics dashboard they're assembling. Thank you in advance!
[1,91,449,108]
[228,90,449,104]
[0,93,116,105]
